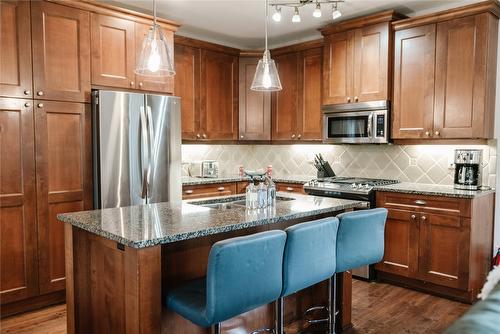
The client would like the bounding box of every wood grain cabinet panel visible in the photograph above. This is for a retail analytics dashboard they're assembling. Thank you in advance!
[175,44,200,140]
[353,23,389,102]
[239,57,271,141]
[134,22,174,94]
[0,1,32,99]
[322,31,353,105]
[200,50,238,140]
[34,101,92,294]
[31,1,90,103]
[0,98,38,304]
[182,183,237,199]
[434,14,497,139]
[392,25,436,139]
[272,53,299,140]
[299,47,322,140]
[91,13,136,89]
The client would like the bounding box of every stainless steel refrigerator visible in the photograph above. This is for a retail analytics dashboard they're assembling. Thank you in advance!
[92,90,181,209]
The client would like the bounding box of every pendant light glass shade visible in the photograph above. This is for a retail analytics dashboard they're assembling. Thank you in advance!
[251,0,282,91]
[135,0,175,77]
[251,50,282,91]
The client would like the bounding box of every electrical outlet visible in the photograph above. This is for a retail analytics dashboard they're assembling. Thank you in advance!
[409,157,417,166]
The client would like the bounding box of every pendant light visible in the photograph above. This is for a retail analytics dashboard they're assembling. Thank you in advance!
[251,0,282,91]
[135,0,175,77]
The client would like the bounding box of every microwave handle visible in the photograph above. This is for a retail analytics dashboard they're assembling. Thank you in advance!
[368,113,373,138]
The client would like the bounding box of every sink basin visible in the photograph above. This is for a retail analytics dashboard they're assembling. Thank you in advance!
[192,196,295,210]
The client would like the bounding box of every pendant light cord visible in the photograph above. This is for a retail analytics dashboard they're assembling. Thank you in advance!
[153,0,157,26]
[265,0,268,52]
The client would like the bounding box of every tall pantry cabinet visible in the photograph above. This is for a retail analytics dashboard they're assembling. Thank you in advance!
[0,0,178,316]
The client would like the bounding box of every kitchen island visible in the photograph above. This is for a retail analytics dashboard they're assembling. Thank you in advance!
[58,193,367,334]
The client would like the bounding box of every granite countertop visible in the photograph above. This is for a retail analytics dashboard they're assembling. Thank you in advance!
[374,182,495,199]
[182,175,313,186]
[58,192,367,249]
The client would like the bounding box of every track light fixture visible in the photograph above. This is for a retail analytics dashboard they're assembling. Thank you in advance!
[269,0,344,23]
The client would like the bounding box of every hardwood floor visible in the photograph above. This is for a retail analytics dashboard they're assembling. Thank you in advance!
[0,280,469,333]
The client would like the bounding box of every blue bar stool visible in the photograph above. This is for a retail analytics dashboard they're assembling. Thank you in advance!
[165,230,287,334]
[276,217,340,334]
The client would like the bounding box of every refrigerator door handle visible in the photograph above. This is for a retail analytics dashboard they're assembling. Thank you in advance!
[139,106,149,199]
[146,105,155,198]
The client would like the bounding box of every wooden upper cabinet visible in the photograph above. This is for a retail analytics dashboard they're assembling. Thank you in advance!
[135,22,174,93]
[433,14,497,139]
[321,11,400,106]
[299,47,322,140]
[272,52,299,140]
[34,101,92,294]
[322,31,354,105]
[0,98,38,304]
[91,13,136,89]
[0,1,32,99]
[238,57,271,141]
[353,23,389,102]
[175,44,200,140]
[31,1,90,103]
[200,49,238,140]
[392,25,436,139]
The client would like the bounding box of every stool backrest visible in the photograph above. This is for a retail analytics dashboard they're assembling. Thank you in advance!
[281,217,340,297]
[336,208,388,273]
[206,230,287,324]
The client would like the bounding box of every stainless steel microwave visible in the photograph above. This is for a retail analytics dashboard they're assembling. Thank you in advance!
[322,101,389,144]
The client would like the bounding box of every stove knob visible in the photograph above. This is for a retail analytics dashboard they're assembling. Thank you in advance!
[364,184,370,189]
[351,183,357,188]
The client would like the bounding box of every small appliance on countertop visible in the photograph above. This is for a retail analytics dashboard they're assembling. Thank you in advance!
[188,160,220,178]
[454,149,482,190]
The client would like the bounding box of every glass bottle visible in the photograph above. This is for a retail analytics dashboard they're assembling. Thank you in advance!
[246,180,258,210]
[267,177,276,208]
[257,179,268,208]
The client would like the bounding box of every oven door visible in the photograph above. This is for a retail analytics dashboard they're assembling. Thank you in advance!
[323,111,374,144]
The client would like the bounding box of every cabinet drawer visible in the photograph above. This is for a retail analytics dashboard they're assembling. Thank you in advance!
[376,191,470,217]
[182,183,236,199]
[276,182,305,194]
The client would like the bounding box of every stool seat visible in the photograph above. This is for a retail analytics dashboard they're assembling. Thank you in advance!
[165,230,287,329]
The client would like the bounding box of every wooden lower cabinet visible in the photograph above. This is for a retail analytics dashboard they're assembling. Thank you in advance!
[375,191,494,302]
[275,182,306,194]
[182,182,237,200]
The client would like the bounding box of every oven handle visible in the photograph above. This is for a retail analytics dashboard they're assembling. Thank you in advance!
[368,113,373,139]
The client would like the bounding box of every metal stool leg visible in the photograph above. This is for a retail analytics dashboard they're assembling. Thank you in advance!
[212,323,221,334]
[276,297,284,334]
[328,275,337,334]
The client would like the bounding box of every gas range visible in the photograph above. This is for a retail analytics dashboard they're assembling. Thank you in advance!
[303,177,399,205]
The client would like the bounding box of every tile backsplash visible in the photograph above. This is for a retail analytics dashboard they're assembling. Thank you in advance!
[182,140,497,187]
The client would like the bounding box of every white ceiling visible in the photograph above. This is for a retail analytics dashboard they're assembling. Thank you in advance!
[105,0,481,49]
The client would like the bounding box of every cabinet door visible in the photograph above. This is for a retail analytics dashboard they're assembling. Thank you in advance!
[434,14,493,139]
[0,98,38,304]
[35,101,92,294]
[175,44,200,140]
[31,1,90,103]
[298,47,322,141]
[418,212,469,289]
[0,1,32,99]
[272,53,298,140]
[392,25,436,139]
[322,31,354,105]
[374,208,419,278]
[200,50,238,140]
[238,57,271,141]
[353,23,389,102]
[135,23,174,94]
[91,13,135,89]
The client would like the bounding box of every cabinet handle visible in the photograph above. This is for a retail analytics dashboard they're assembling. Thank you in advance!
[37,103,44,108]
[139,82,143,87]
[217,187,225,191]
[202,134,207,139]
[37,91,44,96]
[291,134,296,139]
[24,102,31,107]
[354,96,359,102]
[414,200,427,205]
[421,215,427,222]
[297,134,302,139]
[185,189,193,194]
[410,214,417,220]
[347,97,351,103]
[424,131,431,137]
[286,187,294,192]
[130,81,135,86]
[240,135,244,139]
[434,130,440,136]
[24,90,31,95]
[196,134,201,139]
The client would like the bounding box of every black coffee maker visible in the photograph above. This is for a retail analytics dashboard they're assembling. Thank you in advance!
[454,149,482,190]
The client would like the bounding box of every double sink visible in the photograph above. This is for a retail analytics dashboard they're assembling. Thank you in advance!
[191,195,295,210]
